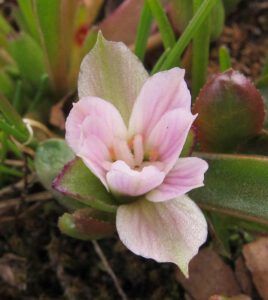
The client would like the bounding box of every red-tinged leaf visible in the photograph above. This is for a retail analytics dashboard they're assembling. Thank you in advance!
[74,208,115,237]
[58,208,116,240]
[193,69,265,152]
[99,0,144,45]
[53,158,118,213]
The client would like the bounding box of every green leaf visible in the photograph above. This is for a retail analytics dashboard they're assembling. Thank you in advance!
[147,0,176,50]
[53,158,118,213]
[0,71,13,99]
[0,94,27,134]
[17,0,40,41]
[78,32,148,124]
[160,0,217,70]
[169,0,224,43]
[192,0,211,99]
[206,211,232,257]
[0,13,13,35]
[58,208,116,240]
[134,2,153,61]
[209,0,224,41]
[34,139,86,211]
[193,69,265,152]
[151,48,171,74]
[8,32,46,87]
[33,0,78,94]
[34,139,75,189]
[32,0,60,81]
[207,210,268,258]
[190,153,268,226]
[219,45,232,71]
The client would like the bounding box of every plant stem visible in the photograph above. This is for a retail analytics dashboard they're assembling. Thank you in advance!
[160,0,217,70]
[0,117,28,142]
[0,132,8,161]
[219,45,232,71]
[28,73,49,112]
[92,241,128,300]
[151,48,171,74]
[192,0,211,99]
[147,0,175,50]
[134,2,153,61]
[0,164,23,177]
[0,94,26,133]
[12,80,22,112]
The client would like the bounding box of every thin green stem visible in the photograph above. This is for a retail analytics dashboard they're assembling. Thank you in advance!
[160,0,217,71]
[0,132,8,161]
[0,94,26,133]
[7,139,23,158]
[151,48,171,74]
[192,0,211,99]
[0,117,28,142]
[0,164,23,177]
[219,45,232,71]
[12,80,22,112]
[147,0,175,50]
[28,73,49,112]
[134,2,153,61]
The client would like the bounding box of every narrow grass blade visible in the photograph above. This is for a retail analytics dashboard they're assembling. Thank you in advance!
[192,0,211,99]
[160,0,216,70]
[151,48,171,74]
[147,0,175,50]
[134,2,153,61]
[219,45,232,71]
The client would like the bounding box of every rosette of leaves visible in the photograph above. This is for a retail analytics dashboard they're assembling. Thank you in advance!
[191,68,268,255]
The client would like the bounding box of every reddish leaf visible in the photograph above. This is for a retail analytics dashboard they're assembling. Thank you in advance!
[99,0,144,45]
[193,69,265,152]
[58,208,116,240]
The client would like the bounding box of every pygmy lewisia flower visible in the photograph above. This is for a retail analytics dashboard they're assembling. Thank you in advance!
[65,33,208,276]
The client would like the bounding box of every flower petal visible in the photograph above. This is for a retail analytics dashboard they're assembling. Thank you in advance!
[78,136,111,189]
[147,157,209,202]
[129,67,191,138]
[146,109,196,172]
[106,160,165,197]
[78,32,148,124]
[116,195,207,276]
[65,96,127,153]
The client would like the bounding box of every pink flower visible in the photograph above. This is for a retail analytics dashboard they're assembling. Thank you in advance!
[65,35,208,276]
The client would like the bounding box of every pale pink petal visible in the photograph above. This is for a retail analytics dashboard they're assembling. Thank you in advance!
[66,96,127,153]
[106,161,165,197]
[147,157,209,202]
[129,68,191,138]
[78,136,111,189]
[146,109,196,172]
[116,195,207,276]
[82,115,113,146]
[112,140,135,168]
[78,33,148,123]
[132,134,144,166]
